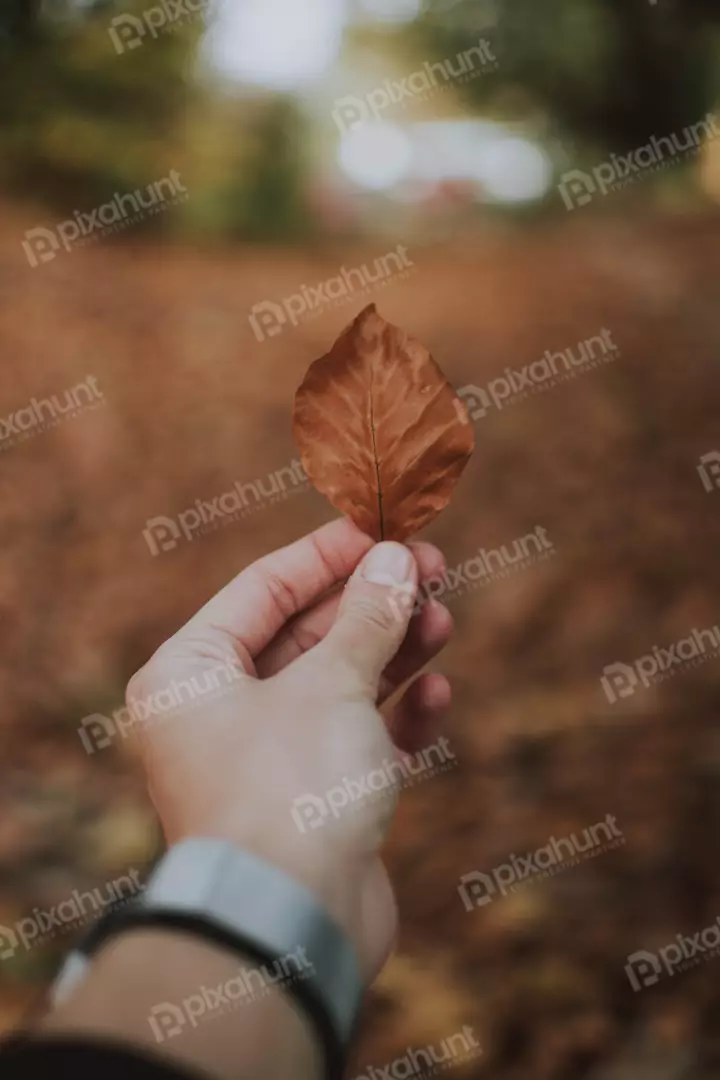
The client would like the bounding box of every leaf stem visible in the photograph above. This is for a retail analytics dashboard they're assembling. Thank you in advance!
[368,377,384,540]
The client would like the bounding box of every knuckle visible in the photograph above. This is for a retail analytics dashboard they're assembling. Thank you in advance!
[351,594,401,636]
[288,620,325,654]
[262,568,302,622]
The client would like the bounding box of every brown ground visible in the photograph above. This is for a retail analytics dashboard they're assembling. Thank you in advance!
[1,201,720,1077]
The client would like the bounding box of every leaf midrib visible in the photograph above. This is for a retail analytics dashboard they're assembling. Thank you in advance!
[368,371,384,541]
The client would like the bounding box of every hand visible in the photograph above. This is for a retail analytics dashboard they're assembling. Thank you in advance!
[126,518,453,981]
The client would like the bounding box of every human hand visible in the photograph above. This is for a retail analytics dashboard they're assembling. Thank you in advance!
[127,518,453,981]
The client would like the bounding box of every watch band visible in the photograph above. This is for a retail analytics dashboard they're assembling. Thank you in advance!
[51,839,363,1080]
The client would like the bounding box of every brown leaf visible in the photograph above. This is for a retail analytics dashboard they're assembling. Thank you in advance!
[293,304,475,541]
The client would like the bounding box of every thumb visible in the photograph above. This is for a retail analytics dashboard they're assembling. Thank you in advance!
[320,542,418,695]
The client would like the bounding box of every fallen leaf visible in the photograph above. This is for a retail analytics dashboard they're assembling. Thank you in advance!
[293,304,475,541]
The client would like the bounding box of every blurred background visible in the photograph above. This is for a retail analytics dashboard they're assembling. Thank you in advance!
[2,0,720,1075]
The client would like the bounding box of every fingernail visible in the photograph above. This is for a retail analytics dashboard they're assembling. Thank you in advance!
[362,542,413,587]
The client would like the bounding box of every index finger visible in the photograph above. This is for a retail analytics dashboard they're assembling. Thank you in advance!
[180,517,374,659]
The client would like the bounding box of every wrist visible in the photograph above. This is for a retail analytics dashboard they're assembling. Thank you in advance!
[45,929,322,1080]
[187,823,368,975]
[50,839,367,1080]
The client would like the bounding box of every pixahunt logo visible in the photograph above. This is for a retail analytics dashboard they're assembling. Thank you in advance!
[559,114,720,209]
[458,329,619,421]
[332,39,497,134]
[109,0,210,55]
[249,246,414,343]
[697,450,720,493]
[458,815,624,910]
[626,916,720,992]
[149,947,313,1042]
[0,376,104,451]
[143,459,309,556]
[78,661,244,755]
[601,622,720,704]
[390,527,555,621]
[351,1027,482,1080]
[0,869,143,960]
[22,171,188,267]
[291,737,456,834]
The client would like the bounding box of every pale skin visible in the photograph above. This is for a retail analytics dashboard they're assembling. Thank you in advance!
[42,518,454,1080]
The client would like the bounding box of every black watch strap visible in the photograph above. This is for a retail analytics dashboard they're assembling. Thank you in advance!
[51,840,364,1080]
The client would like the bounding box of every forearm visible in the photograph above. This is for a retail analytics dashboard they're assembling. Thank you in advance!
[41,929,322,1080]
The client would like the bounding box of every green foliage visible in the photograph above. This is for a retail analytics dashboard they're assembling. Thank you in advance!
[4,0,717,237]
[237,98,313,242]
[415,0,720,152]
[0,0,199,212]
[0,3,312,241]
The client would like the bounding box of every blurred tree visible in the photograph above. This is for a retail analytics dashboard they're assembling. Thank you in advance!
[0,2,313,242]
[238,98,312,242]
[176,93,313,243]
[0,0,199,213]
[0,0,41,43]
[416,0,720,153]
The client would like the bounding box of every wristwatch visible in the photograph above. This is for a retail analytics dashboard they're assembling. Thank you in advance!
[51,839,364,1080]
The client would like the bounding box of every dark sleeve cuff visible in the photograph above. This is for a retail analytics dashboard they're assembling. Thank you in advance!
[0,1033,213,1080]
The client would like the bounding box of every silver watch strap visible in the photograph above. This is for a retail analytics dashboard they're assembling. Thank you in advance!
[51,839,363,1078]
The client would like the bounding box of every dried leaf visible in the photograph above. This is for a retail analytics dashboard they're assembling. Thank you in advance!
[293,304,475,541]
